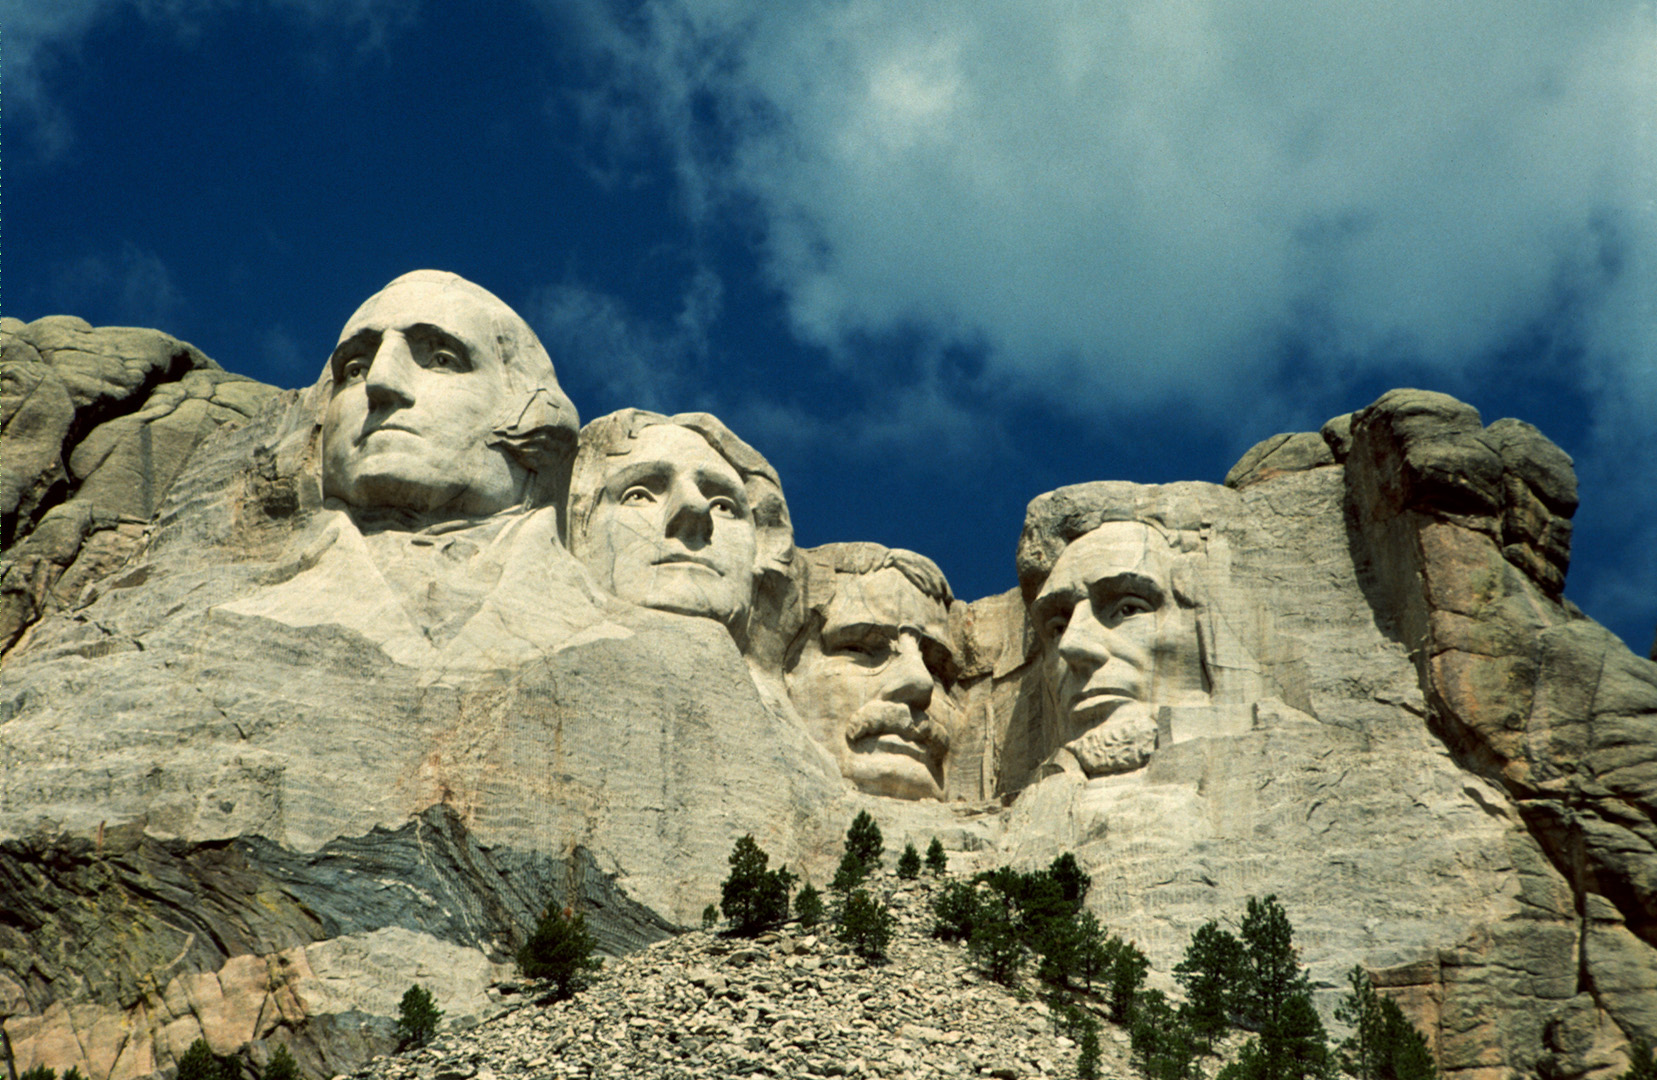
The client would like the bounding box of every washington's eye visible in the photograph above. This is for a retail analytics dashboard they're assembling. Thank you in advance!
[430,349,460,370]
[619,486,656,506]
[340,357,368,381]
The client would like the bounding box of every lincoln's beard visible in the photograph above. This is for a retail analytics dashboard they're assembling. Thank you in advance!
[1066,702,1156,778]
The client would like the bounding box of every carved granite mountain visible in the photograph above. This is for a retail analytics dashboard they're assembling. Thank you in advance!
[1,313,1653,1080]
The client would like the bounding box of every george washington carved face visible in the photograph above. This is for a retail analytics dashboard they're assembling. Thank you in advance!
[321,271,577,524]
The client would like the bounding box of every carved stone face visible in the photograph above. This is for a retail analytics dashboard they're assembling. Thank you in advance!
[582,424,759,628]
[323,279,524,519]
[1030,521,1206,775]
[788,567,955,800]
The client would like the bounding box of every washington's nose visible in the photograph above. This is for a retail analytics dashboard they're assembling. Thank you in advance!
[1057,601,1114,676]
[663,478,714,546]
[882,634,934,710]
[364,332,418,408]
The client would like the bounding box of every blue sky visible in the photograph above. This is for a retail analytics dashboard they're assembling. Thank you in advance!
[8,0,1656,654]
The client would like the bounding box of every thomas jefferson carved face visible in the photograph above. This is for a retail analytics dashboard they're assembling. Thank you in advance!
[1030,521,1206,776]
[321,273,576,522]
[788,560,956,800]
[582,424,759,630]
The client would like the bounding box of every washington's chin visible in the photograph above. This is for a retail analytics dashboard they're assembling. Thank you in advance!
[327,454,519,518]
[843,736,944,800]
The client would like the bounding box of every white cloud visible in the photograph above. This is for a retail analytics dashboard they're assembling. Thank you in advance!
[51,243,184,326]
[570,0,1657,414]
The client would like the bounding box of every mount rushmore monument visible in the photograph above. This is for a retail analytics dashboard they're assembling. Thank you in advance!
[2,272,1654,1080]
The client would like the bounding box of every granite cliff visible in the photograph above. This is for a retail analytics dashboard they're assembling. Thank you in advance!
[1,291,1653,1080]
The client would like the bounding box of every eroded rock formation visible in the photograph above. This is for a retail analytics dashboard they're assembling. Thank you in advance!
[2,281,1653,1080]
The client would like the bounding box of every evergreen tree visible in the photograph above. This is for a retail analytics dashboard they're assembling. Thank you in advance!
[1176,920,1246,1050]
[1238,895,1309,1033]
[1620,1041,1656,1080]
[837,888,895,960]
[177,1038,240,1080]
[262,1045,301,1080]
[1104,936,1151,1024]
[1131,990,1200,1080]
[1077,1016,1104,1080]
[20,1067,56,1080]
[845,810,885,868]
[701,904,718,931]
[897,842,922,879]
[64,1070,89,1080]
[831,850,868,892]
[795,882,825,928]
[967,911,1026,985]
[518,905,602,1000]
[1219,897,1332,1080]
[1335,967,1437,1080]
[925,836,949,876]
[720,834,797,934]
[931,879,982,941]
[395,985,443,1048]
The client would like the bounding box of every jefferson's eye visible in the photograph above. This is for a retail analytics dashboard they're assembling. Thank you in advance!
[620,486,656,506]
[709,496,739,518]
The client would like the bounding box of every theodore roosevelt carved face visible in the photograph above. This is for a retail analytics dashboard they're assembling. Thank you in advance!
[786,544,957,800]
[321,271,578,524]
[1029,521,1207,777]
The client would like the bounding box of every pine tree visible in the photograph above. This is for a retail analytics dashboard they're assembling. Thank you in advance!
[518,905,602,1000]
[795,882,825,928]
[1620,1041,1656,1080]
[395,985,443,1048]
[1104,936,1151,1024]
[931,879,982,941]
[1176,920,1245,1050]
[831,850,868,892]
[1131,990,1200,1080]
[177,1038,240,1080]
[720,834,797,934]
[1336,967,1436,1080]
[837,888,895,960]
[20,1067,56,1080]
[262,1045,301,1080]
[1238,896,1310,1032]
[845,810,885,868]
[925,836,948,875]
[701,903,718,931]
[1078,1016,1104,1080]
[897,842,922,879]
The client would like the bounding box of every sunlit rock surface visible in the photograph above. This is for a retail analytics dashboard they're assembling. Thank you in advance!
[2,314,1653,1080]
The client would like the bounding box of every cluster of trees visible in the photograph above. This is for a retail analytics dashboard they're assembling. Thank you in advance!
[713,810,949,963]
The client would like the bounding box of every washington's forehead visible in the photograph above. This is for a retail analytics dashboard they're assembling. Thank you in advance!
[826,567,948,632]
[339,282,506,349]
[1048,521,1170,588]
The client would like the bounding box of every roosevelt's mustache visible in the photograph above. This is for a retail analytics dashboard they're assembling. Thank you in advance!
[844,700,951,757]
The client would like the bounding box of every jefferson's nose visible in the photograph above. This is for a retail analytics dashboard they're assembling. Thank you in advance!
[365,332,418,408]
[881,634,934,710]
[663,477,713,546]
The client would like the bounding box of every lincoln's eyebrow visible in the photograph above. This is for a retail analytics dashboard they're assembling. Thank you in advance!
[1030,581,1084,625]
[1090,571,1166,606]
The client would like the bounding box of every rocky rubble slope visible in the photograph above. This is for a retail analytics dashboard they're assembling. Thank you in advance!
[347,868,1158,1080]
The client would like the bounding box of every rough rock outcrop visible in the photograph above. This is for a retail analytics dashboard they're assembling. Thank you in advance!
[2,308,1654,1080]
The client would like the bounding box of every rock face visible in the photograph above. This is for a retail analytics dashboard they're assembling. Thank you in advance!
[2,300,1654,1080]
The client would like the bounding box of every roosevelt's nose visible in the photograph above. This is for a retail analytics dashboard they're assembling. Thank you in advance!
[364,331,418,408]
[1056,600,1115,677]
[662,476,714,547]
[881,634,934,711]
